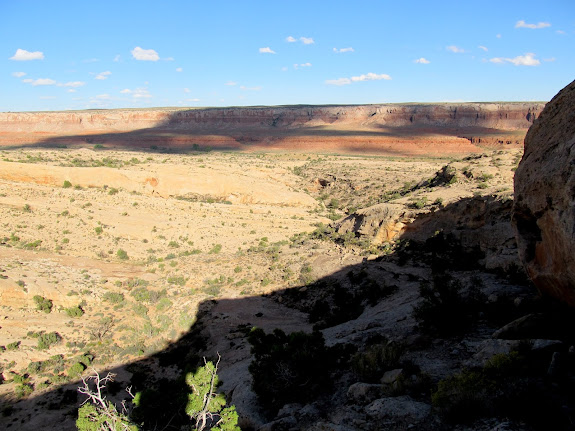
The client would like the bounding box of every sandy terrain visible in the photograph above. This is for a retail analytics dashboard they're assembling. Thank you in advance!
[0,146,523,428]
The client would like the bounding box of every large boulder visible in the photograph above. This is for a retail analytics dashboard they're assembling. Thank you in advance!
[513,79,575,306]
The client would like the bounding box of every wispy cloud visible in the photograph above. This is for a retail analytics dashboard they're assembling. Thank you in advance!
[120,87,152,98]
[286,36,314,45]
[183,88,190,93]
[556,30,566,35]
[478,46,488,52]
[240,85,262,91]
[113,55,121,62]
[333,47,354,53]
[515,20,551,29]
[543,57,556,62]
[414,57,430,64]
[95,71,112,80]
[131,46,160,61]
[294,62,312,69]
[326,72,392,86]
[176,67,183,72]
[58,81,85,88]
[259,47,276,54]
[83,58,100,63]
[446,45,465,53]
[225,81,237,86]
[10,49,44,61]
[22,78,56,86]
[12,71,26,78]
[489,52,540,66]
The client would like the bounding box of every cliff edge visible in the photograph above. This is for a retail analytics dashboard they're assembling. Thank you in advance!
[0,102,544,155]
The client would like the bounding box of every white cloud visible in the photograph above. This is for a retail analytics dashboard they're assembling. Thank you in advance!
[414,57,430,64]
[333,47,354,53]
[281,66,288,71]
[515,20,551,29]
[544,57,556,62]
[12,71,26,77]
[131,46,160,61]
[259,47,276,54]
[58,81,85,87]
[164,57,174,61]
[124,88,152,98]
[225,81,237,86]
[186,98,200,102]
[83,58,99,63]
[326,72,392,86]
[95,94,111,100]
[496,34,502,38]
[286,36,297,42]
[300,37,314,45]
[22,78,56,86]
[351,73,391,82]
[39,96,56,100]
[240,85,262,91]
[478,45,488,52]
[114,55,121,62]
[489,52,540,66]
[183,88,190,93]
[176,67,183,72]
[556,30,566,35]
[10,49,44,61]
[446,45,465,53]
[326,78,351,86]
[95,71,112,80]
[294,62,312,69]
[67,89,77,93]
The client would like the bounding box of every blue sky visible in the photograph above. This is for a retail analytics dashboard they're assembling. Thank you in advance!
[1,0,573,111]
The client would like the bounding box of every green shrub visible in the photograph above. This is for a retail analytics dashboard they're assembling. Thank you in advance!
[248,328,331,414]
[65,305,84,318]
[116,249,129,260]
[15,383,33,398]
[103,292,124,304]
[68,362,86,377]
[351,340,404,382]
[209,244,222,254]
[34,331,62,350]
[6,341,20,351]
[33,295,53,313]
[185,359,240,430]
[63,180,72,188]
[94,226,103,235]
[413,272,485,336]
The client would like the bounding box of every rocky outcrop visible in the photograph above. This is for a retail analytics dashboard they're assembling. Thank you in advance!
[0,103,544,154]
[513,79,575,306]
[335,204,414,245]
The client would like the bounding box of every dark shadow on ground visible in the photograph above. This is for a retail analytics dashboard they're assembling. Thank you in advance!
[2,196,574,430]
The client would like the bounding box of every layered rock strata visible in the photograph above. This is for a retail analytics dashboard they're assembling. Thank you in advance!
[0,103,544,154]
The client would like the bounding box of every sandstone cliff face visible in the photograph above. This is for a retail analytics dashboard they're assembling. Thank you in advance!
[0,103,544,153]
[513,79,575,306]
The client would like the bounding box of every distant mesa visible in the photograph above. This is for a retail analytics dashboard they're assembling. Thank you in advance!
[0,103,545,155]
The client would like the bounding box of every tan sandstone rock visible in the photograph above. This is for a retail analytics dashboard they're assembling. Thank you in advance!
[513,79,575,306]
